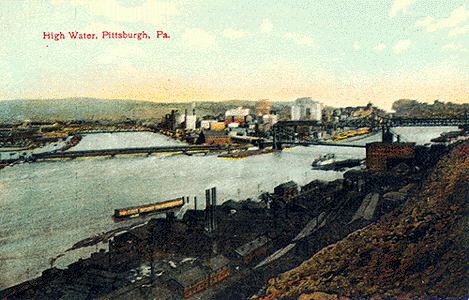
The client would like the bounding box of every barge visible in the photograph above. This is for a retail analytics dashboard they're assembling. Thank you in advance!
[311,153,336,167]
[218,148,278,159]
[312,158,364,171]
[113,197,185,221]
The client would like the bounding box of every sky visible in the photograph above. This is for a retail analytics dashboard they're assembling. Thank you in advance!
[0,0,468,110]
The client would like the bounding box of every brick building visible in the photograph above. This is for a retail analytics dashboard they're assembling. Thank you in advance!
[366,142,416,171]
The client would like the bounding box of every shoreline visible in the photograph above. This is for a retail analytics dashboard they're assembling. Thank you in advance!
[1,139,454,299]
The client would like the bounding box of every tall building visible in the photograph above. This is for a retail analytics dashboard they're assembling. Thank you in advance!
[225,107,250,124]
[186,115,197,130]
[291,105,301,121]
[291,97,323,121]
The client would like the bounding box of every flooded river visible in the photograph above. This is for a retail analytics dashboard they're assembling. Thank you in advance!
[0,127,456,289]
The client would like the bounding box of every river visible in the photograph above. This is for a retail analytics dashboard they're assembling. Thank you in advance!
[0,127,456,289]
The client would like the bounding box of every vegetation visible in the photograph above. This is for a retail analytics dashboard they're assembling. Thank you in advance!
[392,99,469,119]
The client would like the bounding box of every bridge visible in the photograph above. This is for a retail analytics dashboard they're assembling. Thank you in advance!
[267,116,469,150]
[387,117,468,127]
[283,141,366,148]
[29,144,248,161]
[73,129,156,134]
[274,117,468,130]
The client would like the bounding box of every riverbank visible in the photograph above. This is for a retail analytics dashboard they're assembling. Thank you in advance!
[254,140,469,300]
[2,139,459,299]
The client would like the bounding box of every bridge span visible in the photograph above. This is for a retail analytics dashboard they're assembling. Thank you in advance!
[31,144,248,161]
[388,117,468,127]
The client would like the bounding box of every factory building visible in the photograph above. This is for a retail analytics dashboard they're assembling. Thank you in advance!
[174,266,209,298]
[366,142,416,171]
[197,130,231,145]
[200,120,219,130]
[168,254,231,298]
[225,107,250,124]
[234,236,272,265]
[207,255,231,285]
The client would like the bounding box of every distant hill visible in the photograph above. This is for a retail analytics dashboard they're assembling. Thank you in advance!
[0,98,174,123]
[0,98,292,124]
[392,99,469,118]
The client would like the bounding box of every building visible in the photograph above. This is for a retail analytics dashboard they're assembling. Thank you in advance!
[174,266,209,298]
[274,180,299,203]
[310,102,322,121]
[234,236,272,265]
[200,120,218,130]
[291,97,323,121]
[366,142,416,171]
[291,105,301,121]
[197,130,231,145]
[256,99,273,115]
[96,278,175,300]
[225,107,250,124]
[169,254,231,298]
[208,255,231,286]
[210,122,226,131]
[109,226,151,256]
[262,114,278,133]
[185,115,197,130]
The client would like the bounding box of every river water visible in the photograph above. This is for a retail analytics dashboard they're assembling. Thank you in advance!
[0,127,456,289]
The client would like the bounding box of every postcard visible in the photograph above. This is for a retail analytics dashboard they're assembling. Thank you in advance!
[0,1,468,299]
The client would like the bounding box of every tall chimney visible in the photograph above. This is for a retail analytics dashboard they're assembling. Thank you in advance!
[205,189,211,232]
[211,187,217,231]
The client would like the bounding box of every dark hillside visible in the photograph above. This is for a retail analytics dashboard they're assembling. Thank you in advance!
[255,141,469,300]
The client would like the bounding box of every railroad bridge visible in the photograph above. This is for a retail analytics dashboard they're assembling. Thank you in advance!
[387,117,469,127]
[268,117,468,150]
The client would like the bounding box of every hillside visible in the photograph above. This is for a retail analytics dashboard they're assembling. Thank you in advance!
[255,141,469,300]
[0,98,273,124]
[392,99,469,118]
[0,98,173,123]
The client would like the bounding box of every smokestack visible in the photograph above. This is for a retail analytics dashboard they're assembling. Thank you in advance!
[205,189,211,233]
[211,187,216,231]
[382,126,393,143]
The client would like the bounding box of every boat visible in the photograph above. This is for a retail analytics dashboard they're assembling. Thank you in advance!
[312,158,364,171]
[311,153,335,167]
[113,197,185,221]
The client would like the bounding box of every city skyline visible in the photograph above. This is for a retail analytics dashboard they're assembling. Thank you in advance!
[0,0,468,111]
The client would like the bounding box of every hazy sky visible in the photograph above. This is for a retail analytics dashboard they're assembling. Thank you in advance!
[0,0,468,110]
